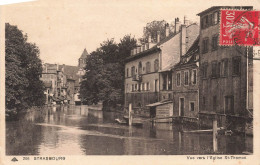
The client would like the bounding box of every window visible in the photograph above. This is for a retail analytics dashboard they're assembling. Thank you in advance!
[184,71,189,86]
[135,84,138,91]
[126,68,129,77]
[202,15,209,29]
[162,73,167,90]
[176,72,181,87]
[190,102,195,111]
[147,82,150,91]
[131,66,135,77]
[212,35,218,51]
[132,84,134,92]
[232,57,241,76]
[141,83,144,91]
[202,62,208,78]
[191,69,197,85]
[203,97,206,107]
[211,61,217,78]
[213,11,219,25]
[202,38,209,53]
[221,59,228,77]
[225,96,234,114]
[155,79,158,92]
[146,62,151,73]
[138,62,142,75]
[168,73,172,90]
[213,95,217,112]
[138,83,141,91]
[209,14,213,26]
[154,59,159,72]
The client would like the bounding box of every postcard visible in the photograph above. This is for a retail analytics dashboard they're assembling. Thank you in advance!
[0,0,260,164]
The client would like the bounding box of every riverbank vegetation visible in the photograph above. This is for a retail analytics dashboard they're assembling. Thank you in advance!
[5,23,45,117]
[80,36,137,109]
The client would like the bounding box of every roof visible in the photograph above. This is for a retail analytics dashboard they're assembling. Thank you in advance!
[174,36,199,67]
[59,65,79,76]
[197,6,253,16]
[159,63,175,72]
[146,101,173,107]
[125,46,160,62]
[80,48,89,59]
[126,23,198,63]
[43,82,52,88]
[58,64,81,86]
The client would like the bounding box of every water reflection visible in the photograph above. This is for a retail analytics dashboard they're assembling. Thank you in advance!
[6,105,253,155]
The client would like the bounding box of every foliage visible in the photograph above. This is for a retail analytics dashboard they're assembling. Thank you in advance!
[140,20,174,43]
[5,23,45,112]
[80,35,137,109]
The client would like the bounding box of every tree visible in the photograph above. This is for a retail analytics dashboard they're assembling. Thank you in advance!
[80,50,103,105]
[80,35,137,109]
[141,20,174,43]
[5,23,45,113]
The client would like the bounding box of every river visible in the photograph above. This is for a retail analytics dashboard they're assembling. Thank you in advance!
[6,105,253,155]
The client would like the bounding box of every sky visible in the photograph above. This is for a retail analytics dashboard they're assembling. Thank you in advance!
[3,0,258,66]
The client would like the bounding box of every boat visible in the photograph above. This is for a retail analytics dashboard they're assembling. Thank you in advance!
[123,116,143,127]
[115,118,127,124]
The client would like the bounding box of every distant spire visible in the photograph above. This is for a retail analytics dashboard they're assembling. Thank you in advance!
[80,48,89,59]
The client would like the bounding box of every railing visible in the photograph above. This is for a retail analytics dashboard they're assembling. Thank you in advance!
[132,74,142,81]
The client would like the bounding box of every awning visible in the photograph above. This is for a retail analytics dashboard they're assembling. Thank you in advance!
[146,101,173,107]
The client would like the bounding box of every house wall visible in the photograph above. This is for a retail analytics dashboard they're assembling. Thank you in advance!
[172,64,199,118]
[125,52,160,112]
[155,103,173,122]
[67,80,75,104]
[159,24,199,71]
[40,73,57,96]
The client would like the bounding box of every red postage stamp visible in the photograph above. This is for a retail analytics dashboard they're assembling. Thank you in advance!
[219,9,260,46]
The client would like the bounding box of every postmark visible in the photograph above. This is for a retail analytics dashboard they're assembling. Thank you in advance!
[220,9,260,46]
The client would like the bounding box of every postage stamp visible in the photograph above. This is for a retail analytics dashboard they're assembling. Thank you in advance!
[219,9,260,46]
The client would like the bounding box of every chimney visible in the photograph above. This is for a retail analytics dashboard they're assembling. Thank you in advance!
[175,17,180,33]
[180,24,187,56]
[157,31,160,43]
[165,23,170,37]
[184,15,189,25]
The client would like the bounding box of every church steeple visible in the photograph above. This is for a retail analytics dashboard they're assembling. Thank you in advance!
[78,48,89,68]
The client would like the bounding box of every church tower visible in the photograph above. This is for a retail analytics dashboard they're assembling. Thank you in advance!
[78,48,89,68]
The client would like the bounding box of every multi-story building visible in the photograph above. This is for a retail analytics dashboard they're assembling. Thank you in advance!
[41,63,59,98]
[171,37,200,119]
[197,6,253,128]
[125,18,199,116]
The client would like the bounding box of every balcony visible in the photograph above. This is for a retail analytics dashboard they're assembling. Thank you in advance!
[132,74,142,82]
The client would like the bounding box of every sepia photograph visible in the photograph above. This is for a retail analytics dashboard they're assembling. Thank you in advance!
[1,0,260,164]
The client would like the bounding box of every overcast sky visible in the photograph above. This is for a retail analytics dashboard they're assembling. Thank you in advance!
[3,0,257,66]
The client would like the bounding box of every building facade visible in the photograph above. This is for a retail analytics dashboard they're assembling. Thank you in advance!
[197,6,253,128]
[41,63,59,100]
[171,37,200,119]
